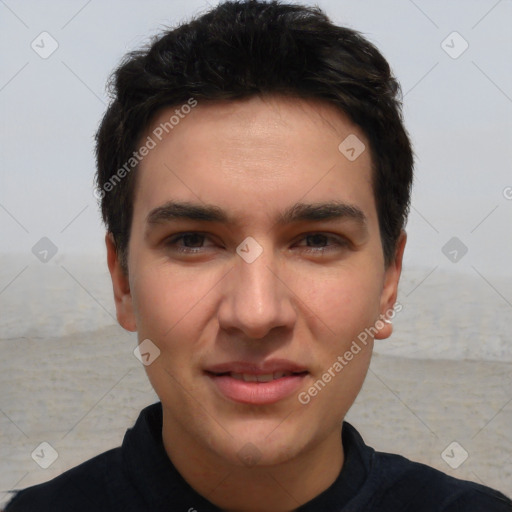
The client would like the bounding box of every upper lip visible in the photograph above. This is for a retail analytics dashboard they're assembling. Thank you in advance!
[205,359,308,375]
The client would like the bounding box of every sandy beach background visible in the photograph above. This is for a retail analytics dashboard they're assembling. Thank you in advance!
[1,255,511,505]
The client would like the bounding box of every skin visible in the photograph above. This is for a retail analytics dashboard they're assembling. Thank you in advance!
[106,95,406,512]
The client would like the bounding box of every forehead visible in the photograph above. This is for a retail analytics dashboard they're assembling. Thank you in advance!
[133,95,376,228]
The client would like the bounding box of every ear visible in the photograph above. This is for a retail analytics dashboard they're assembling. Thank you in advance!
[374,230,407,340]
[106,233,137,332]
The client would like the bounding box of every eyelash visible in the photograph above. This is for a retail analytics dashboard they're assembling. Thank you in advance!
[164,232,349,255]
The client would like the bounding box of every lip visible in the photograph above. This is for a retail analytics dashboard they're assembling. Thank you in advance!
[205,359,309,405]
[205,359,308,375]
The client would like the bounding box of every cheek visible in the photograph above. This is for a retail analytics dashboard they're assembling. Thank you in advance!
[296,266,383,345]
[131,266,219,404]
[130,264,219,341]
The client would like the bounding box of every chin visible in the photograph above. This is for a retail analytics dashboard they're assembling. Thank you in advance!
[209,417,313,467]
[222,438,305,468]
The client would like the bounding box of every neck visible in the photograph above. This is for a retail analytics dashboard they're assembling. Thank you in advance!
[162,409,344,512]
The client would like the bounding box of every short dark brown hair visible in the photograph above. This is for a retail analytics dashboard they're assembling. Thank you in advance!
[95,0,413,272]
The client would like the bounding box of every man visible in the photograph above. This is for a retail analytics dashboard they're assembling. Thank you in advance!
[5,1,511,510]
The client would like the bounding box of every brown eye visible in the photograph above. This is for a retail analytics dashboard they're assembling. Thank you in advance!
[165,232,215,254]
[295,233,348,255]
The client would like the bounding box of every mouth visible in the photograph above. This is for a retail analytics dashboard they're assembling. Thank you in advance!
[204,362,309,405]
[209,370,307,382]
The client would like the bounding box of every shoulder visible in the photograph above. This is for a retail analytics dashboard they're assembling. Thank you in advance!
[4,447,131,512]
[340,422,511,511]
[370,450,512,511]
[4,403,165,512]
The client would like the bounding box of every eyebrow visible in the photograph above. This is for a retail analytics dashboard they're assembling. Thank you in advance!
[146,200,367,228]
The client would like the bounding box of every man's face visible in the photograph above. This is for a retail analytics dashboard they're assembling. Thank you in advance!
[108,95,404,467]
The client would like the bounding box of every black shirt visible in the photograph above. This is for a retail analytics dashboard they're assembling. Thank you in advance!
[5,402,511,511]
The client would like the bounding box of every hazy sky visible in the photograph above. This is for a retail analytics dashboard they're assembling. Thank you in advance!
[1,0,511,277]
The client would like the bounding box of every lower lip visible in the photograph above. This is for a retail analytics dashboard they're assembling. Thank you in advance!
[206,373,308,405]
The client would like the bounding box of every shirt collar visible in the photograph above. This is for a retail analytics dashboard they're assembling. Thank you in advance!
[121,402,372,511]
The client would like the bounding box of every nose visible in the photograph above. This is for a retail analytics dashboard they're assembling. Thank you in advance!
[217,243,297,340]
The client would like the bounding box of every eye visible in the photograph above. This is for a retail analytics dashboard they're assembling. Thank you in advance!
[163,231,349,257]
[164,232,216,254]
[294,233,349,255]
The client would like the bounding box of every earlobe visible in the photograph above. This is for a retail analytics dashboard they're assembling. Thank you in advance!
[375,315,393,340]
[375,230,407,340]
[105,233,137,332]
